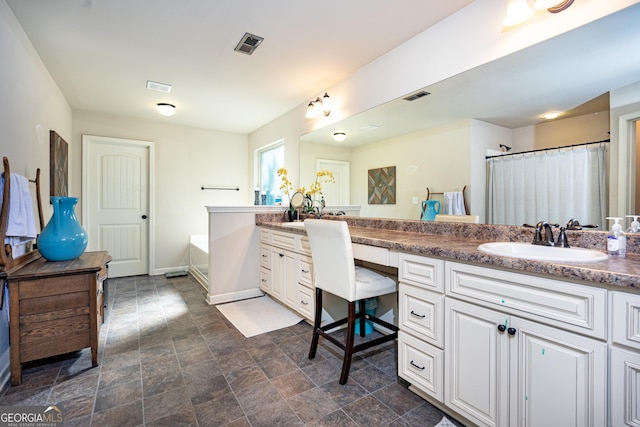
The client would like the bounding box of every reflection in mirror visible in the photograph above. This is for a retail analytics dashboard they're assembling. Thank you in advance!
[300,6,640,225]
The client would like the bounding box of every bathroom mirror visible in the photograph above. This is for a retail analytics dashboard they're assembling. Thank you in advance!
[290,191,305,209]
[300,6,640,224]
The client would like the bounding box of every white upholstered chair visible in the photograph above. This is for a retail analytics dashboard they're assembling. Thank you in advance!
[304,219,399,384]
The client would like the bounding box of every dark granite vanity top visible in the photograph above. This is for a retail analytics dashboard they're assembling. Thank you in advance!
[256,214,640,291]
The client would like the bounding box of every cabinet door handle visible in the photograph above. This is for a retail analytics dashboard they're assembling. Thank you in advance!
[301,269,309,273]
[300,300,309,305]
[507,327,517,336]
[261,279,267,282]
[279,253,284,257]
[410,360,425,370]
[497,324,506,332]
[262,254,268,258]
[410,310,425,319]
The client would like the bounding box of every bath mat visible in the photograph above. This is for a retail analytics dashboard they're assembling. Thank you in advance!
[216,296,302,338]
[434,415,456,427]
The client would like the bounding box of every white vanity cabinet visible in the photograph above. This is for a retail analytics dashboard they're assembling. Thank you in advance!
[610,292,640,426]
[397,253,446,402]
[259,228,314,320]
[444,262,607,427]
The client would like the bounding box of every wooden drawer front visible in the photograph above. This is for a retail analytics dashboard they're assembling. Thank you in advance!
[21,319,91,363]
[446,262,607,339]
[297,256,313,287]
[260,245,271,269]
[259,268,271,293]
[300,237,312,256]
[20,291,89,316]
[399,284,443,348]
[398,330,443,402]
[260,228,271,244]
[612,292,640,349]
[271,230,298,251]
[298,284,314,320]
[399,253,444,292]
[18,274,88,299]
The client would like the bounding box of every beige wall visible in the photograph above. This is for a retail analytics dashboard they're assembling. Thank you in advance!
[72,110,249,271]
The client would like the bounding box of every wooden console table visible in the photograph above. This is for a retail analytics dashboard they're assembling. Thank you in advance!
[7,251,111,385]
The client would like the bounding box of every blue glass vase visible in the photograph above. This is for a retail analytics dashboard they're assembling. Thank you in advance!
[37,196,88,261]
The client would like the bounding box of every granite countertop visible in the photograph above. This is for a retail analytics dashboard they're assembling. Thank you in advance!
[256,215,640,291]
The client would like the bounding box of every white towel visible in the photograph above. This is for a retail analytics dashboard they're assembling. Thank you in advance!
[443,191,466,215]
[0,173,37,248]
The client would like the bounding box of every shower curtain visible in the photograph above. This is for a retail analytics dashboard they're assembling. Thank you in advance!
[487,143,608,228]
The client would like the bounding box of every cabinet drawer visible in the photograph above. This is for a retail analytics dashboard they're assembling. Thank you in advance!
[399,253,443,292]
[260,245,271,269]
[260,267,271,293]
[17,274,88,299]
[353,243,390,266]
[271,230,298,251]
[297,255,313,287]
[446,261,607,339]
[612,291,640,350]
[298,284,314,320]
[399,284,443,348]
[398,330,443,402]
[300,236,312,256]
[260,228,271,244]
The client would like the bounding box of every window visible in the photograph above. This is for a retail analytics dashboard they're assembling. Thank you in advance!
[257,140,284,205]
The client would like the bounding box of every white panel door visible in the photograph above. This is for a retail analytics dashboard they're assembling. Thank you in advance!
[317,159,350,206]
[83,136,150,277]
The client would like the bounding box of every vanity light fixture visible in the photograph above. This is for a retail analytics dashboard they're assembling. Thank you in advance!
[305,93,331,119]
[504,0,574,28]
[156,103,176,116]
[333,132,346,142]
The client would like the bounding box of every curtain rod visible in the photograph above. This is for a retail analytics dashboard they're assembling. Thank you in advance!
[485,139,610,159]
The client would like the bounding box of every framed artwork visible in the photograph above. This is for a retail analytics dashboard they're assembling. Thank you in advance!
[50,130,68,197]
[368,166,396,204]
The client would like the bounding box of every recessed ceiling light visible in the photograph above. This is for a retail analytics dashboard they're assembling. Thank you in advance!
[146,80,172,93]
[156,103,176,116]
[543,112,560,120]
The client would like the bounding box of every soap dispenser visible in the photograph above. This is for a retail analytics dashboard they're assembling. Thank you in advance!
[606,217,627,258]
[626,215,640,233]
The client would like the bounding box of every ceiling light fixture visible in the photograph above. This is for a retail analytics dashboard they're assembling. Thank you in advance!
[543,111,560,120]
[503,0,574,28]
[305,93,331,119]
[156,103,176,116]
[333,132,346,142]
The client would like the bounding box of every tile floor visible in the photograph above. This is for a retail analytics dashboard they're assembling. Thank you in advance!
[0,274,464,426]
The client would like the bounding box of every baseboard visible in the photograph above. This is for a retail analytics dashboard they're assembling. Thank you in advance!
[207,288,264,305]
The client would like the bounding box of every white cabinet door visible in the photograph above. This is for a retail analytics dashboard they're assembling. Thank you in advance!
[610,347,640,427]
[513,317,606,427]
[270,248,286,300]
[445,298,510,427]
[282,251,298,309]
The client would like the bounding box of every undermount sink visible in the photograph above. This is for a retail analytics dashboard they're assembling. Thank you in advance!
[283,221,305,227]
[478,241,608,262]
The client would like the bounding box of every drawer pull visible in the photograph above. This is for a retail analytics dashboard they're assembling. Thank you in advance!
[261,279,267,282]
[301,269,309,273]
[410,360,425,370]
[279,253,285,257]
[410,310,426,319]
[300,300,309,305]
[262,254,268,258]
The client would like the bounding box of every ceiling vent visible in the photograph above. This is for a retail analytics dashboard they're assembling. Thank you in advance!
[146,80,172,93]
[234,32,264,55]
[403,91,431,101]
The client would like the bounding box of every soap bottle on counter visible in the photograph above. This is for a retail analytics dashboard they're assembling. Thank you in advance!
[626,215,640,233]
[606,217,626,258]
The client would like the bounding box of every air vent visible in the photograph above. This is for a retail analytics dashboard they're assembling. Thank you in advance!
[234,32,264,55]
[403,91,431,101]
[146,80,172,93]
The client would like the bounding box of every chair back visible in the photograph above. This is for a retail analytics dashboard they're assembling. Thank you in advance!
[304,219,357,301]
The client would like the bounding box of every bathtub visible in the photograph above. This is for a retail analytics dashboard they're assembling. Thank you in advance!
[189,234,208,290]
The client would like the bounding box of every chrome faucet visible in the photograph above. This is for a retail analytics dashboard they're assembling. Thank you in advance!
[532,221,557,246]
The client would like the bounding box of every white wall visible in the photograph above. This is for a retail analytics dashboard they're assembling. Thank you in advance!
[0,0,72,391]
[72,110,249,271]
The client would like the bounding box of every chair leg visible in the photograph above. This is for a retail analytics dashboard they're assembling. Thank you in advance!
[358,299,366,337]
[308,288,323,360]
[340,301,357,384]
